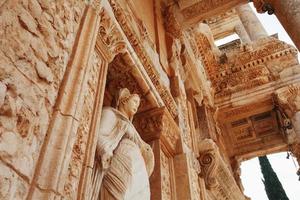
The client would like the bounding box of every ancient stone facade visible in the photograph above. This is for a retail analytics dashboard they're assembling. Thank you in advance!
[0,0,300,200]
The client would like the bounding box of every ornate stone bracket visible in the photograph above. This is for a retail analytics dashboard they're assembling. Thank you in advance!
[198,139,219,190]
[133,107,182,155]
[198,139,246,199]
[275,83,300,117]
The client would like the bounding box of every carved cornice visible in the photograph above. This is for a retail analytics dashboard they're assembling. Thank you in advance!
[108,0,178,118]
[133,107,181,155]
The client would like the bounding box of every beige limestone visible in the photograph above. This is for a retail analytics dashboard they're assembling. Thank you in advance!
[1,0,300,200]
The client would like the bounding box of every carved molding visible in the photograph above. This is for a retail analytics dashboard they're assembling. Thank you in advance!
[180,0,233,19]
[108,0,178,118]
[106,55,153,111]
[163,6,182,38]
[133,107,181,155]
[96,7,127,62]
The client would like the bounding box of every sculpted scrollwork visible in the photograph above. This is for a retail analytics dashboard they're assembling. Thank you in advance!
[198,139,219,189]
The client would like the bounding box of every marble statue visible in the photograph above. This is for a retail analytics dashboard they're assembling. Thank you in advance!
[90,88,154,200]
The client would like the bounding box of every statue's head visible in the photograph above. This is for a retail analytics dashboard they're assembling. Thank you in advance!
[116,88,140,120]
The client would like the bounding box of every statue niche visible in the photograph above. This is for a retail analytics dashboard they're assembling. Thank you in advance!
[90,88,154,200]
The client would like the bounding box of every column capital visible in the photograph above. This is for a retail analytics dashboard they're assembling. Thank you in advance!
[133,107,182,155]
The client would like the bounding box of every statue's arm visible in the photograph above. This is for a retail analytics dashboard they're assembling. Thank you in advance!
[96,107,117,169]
[98,107,116,136]
[130,126,155,177]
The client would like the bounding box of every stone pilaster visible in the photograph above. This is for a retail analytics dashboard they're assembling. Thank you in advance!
[236,4,268,41]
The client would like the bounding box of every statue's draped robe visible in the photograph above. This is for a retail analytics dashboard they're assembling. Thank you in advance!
[90,107,152,200]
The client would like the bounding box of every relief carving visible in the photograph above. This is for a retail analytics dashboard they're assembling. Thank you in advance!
[90,88,154,200]
[198,139,219,189]
[96,7,126,62]
[161,150,172,200]
[133,107,181,154]
[163,6,182,38]
[106,55,152,112]
[275,83,300,116]
[181,0,232,19]
[108,0,178,118]
[194,30,298,97]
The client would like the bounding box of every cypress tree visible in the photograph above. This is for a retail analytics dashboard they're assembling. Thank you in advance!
[258,156,289,200]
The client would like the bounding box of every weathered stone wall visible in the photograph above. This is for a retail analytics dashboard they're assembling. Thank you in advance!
[0,1,85,199]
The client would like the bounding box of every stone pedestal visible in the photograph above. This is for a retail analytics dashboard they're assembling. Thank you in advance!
[236,4,268,41]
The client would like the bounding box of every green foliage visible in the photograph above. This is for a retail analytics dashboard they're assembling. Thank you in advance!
[259,156,289,200]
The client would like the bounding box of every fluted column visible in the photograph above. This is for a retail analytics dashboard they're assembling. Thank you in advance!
[236,4,268,41]
[234,23,251,43]
[268,0,300,51]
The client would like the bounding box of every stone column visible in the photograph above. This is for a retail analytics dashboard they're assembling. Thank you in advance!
[236,4,268,41]
[254,0,300,51]
[234,23,251,43]
[271,0,300,51]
